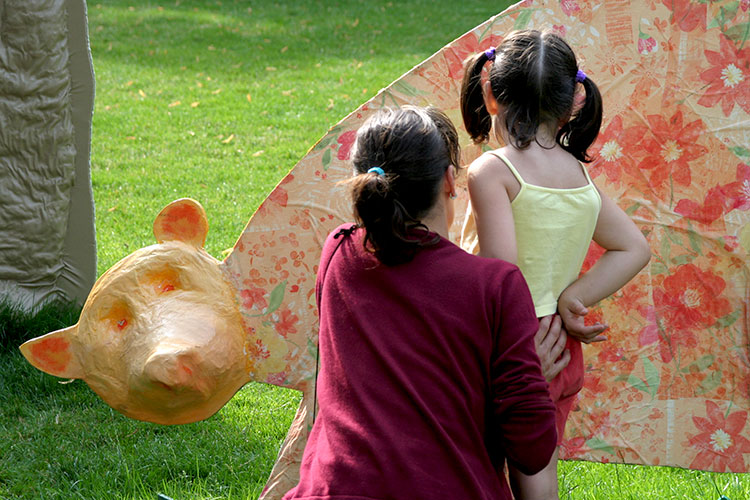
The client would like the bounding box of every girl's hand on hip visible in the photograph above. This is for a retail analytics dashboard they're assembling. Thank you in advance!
[558,292,608,344]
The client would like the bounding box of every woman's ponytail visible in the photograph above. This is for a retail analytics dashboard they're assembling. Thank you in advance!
[460,51,493,144]
[348,171,425,266]
[557,74,603,163]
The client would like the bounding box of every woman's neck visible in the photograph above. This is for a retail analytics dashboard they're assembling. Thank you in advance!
[421,199,450,239]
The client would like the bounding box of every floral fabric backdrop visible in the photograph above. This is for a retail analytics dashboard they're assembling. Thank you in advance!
[226,0,750,494]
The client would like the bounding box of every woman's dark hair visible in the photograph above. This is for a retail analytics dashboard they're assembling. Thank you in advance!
[460,30,602,162]
[347,106,459,266]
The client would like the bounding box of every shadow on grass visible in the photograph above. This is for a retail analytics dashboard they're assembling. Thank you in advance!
[89,0,506,80]
[0,298,81,350]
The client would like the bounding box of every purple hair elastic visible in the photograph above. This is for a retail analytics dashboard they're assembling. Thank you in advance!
[484,47,496,61]
[576,69,587,83]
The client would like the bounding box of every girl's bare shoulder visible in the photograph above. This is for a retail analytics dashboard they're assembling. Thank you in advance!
[467,149,516,186]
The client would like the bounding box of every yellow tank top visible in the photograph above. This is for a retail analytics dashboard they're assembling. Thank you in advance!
[461,152,601,317]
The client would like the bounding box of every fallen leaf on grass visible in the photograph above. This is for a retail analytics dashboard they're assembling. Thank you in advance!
[191,102,200,107]
[222,134,235,144]
[138,89,146,97]
[246,93,252,102]
[108,206,118,212]
[212,88,222,95]
[253,150,264,157]
[266,66,277,71]
[168,100,181,107]
[281,46,288,53]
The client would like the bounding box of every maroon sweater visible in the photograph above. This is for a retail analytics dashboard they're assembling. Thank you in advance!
[284,226,556,500]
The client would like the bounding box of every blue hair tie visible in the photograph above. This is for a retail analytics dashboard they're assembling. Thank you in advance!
[576,69,587,83]
[367,166,385,176]
[484,47,496,61]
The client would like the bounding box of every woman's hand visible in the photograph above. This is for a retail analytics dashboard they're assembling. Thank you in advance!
[557,291,608,344]
[534,315,570,381]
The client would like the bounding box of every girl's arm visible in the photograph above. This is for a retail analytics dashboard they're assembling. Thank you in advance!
[558,187,651,343]
[467,154,518,263]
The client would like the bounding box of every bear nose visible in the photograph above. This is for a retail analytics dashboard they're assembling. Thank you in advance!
[143,349,205,395]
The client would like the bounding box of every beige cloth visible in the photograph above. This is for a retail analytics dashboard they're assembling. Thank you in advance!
[0,0,96,309]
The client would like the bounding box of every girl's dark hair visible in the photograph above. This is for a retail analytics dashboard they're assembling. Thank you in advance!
[347,106,459,266]
[460,30,602,162]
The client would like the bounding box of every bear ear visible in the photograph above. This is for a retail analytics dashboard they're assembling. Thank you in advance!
[19,325,83,379]
[153,198,209,247]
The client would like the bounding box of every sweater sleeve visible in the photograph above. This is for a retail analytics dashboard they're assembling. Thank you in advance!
[488,267,557,475]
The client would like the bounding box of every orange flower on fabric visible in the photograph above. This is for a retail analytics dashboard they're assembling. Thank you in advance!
[274,308,299,338]
[255,175,294,218]
[662,0,707,32]
[675,163,750,223]
[240,284,268,311]
[688,400,750,472]
[589,115,645,188]
[655,263,732,332]
[698,35,750,116]
[443,31,502,81]
[636,110,707,199]
[336,130,357,161]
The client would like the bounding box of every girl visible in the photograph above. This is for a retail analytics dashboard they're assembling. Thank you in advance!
[460,30,651,500]
[283,106,557,500]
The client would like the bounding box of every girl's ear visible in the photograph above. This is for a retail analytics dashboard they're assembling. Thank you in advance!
[482,80,500,116]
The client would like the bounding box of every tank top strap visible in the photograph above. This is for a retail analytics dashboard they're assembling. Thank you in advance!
[579,162,602,206]
[579,161,595,186]
[487,151,526,187]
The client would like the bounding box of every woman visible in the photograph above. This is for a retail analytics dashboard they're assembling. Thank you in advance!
[283,106,557,500]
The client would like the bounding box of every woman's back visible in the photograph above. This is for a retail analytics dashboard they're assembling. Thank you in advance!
[286,226,556,500]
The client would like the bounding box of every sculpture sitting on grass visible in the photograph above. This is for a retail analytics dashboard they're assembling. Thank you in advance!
[20,199,254,425]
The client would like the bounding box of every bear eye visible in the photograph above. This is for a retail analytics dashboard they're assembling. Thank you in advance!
[102,302,131,332]
[145,267,181,294]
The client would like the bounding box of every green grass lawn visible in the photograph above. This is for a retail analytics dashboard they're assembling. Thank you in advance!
[1,0,749,499]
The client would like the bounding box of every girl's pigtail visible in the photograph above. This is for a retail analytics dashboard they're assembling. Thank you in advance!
[460,51,493,144]
[348,171,424,266]
[557,75,603,163]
